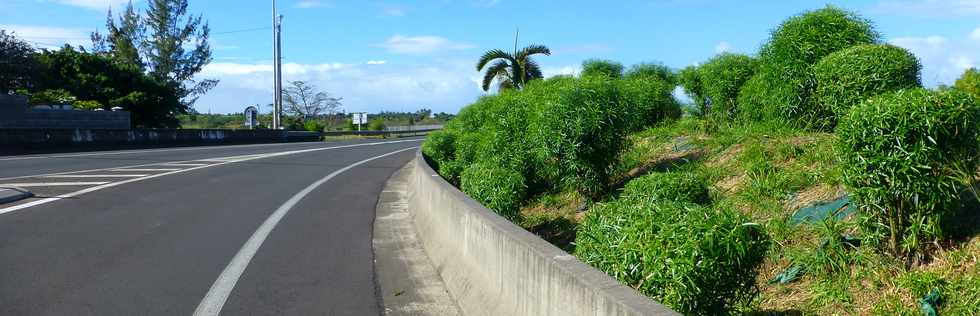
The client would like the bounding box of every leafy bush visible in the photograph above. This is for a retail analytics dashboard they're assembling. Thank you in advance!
[73,100,103,110]
[813,44,921,124]
[754,5,879,128]
[368,119,386,131]
[837,88,980,256]
[698,53,758,119]
[538,76,632,198]
[29,89,76,105]
[303,120,325,132]
[621,172,710,205]
[953,67,980,101]
[421,128,457,171]
[678,65,707,115]
[617,75,679,131]
[624,63,676,85]
[581,59,624,79]
[576,200,769,315]
[460,162,526,220]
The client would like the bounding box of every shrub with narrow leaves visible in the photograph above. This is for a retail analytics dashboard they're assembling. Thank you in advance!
[624,63,676,86]
[837,88,980,256]
[813,44,921,124]
[460,162,526,220]
[678,65,707,115]
[621,172,710,205]
[953,67,980,101]
[753,5,879,129]
[576,199,769,315]
[581,59,624,79]
[699,53,758,119]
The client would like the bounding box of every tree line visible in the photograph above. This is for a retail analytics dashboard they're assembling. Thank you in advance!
[0,0,214,128]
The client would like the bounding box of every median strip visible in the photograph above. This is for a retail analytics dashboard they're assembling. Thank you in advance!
[42,174,149,178]
[0,182,110,187]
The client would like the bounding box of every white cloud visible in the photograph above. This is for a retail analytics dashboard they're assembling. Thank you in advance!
[366,60,387,65]
[194,60,483,114]
[0,24,91,48]
[382,6,405,16]
[889,34,979,86]
[379,35,475,54]
[876,0,980,16]
[542,65,580,78]
[53,0,129,10]
[971,27,980,41]
[714,41,732,53]
[295,0,324,8]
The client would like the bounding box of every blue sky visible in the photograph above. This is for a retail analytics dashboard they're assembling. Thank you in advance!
[2,0,980,114]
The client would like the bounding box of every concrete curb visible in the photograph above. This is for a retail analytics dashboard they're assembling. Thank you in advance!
[0,187,33,204]
[407,150,679,316]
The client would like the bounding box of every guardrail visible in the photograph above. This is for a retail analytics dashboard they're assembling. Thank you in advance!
[321,128,440,137]
[407,150,678,316]
[0,128,322,155]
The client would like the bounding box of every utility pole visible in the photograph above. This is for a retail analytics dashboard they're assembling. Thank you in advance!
[272,0,283,129]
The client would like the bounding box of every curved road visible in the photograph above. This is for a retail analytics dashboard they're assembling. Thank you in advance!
[0,138,423,315]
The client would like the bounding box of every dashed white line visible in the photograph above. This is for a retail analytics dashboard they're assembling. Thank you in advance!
[192,146,418,316]
[42,174,148,178]
[0,139,423,216]
[0,182,110,187]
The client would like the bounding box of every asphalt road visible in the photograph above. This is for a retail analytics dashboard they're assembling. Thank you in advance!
[0,138,423,315]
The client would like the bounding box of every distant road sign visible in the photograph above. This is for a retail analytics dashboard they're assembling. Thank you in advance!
[352,113,368,125]
[244,106,259,128]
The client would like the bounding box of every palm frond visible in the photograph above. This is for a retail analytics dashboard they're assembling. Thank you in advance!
[477,49,515,71]
[524,59,544,81]
[482,60,511,92]
[516,44,551,59]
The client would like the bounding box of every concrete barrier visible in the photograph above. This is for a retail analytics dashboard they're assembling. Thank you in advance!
[407,150,678,316]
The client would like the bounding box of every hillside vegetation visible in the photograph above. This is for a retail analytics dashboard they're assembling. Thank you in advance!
[424,5,980,315]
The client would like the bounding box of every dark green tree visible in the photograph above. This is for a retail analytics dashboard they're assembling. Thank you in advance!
[93,0,216,109]
[34,46,181,127]
[476,41,550,92]
[0,30,37,94]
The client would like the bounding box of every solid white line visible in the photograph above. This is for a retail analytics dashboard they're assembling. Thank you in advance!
[0,139,422,216]
[155,163,210,167]
[111,168,181,172]
[0,182,110,187]
[42,174,148,178]
[192,146,418,316]
[0,141,322,161]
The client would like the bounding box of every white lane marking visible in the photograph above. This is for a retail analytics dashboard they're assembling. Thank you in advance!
[0,182,110,187]
[0,139,421,182]
[42,174,148,178]
[192,146,418,316]
[0,139,422,215]
[111,168,181,172]
[155,163,210,167]
[0,141,322,161]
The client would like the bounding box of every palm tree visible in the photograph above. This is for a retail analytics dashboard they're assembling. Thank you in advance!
[476,32,550,92]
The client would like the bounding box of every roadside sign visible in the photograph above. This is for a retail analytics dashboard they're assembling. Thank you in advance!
[352,113,368,125]
[244,106,259,129]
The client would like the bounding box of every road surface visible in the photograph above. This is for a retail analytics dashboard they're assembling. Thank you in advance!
[0,138,423,315]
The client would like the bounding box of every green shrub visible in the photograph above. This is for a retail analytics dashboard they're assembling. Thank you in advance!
[813,44,921,124]
[576,201,769,314]
[460,162,526,220]
[678,65,707,115]
[29,89,76,105]
[303,120,325,132]
[422,128,457,171]
[538,76,631,198]
[368,119,386,131]
[621,172,710,205]
[837,88,980,256]
[617,75,679,131]
[73,100,103,110]
[698,53,758,119]
[581,59,624,79]
[953,68,980,101]
[755,5,879,129]
[624,63,676,85]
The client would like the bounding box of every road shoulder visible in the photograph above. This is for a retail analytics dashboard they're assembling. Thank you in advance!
[373,163,461,316]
